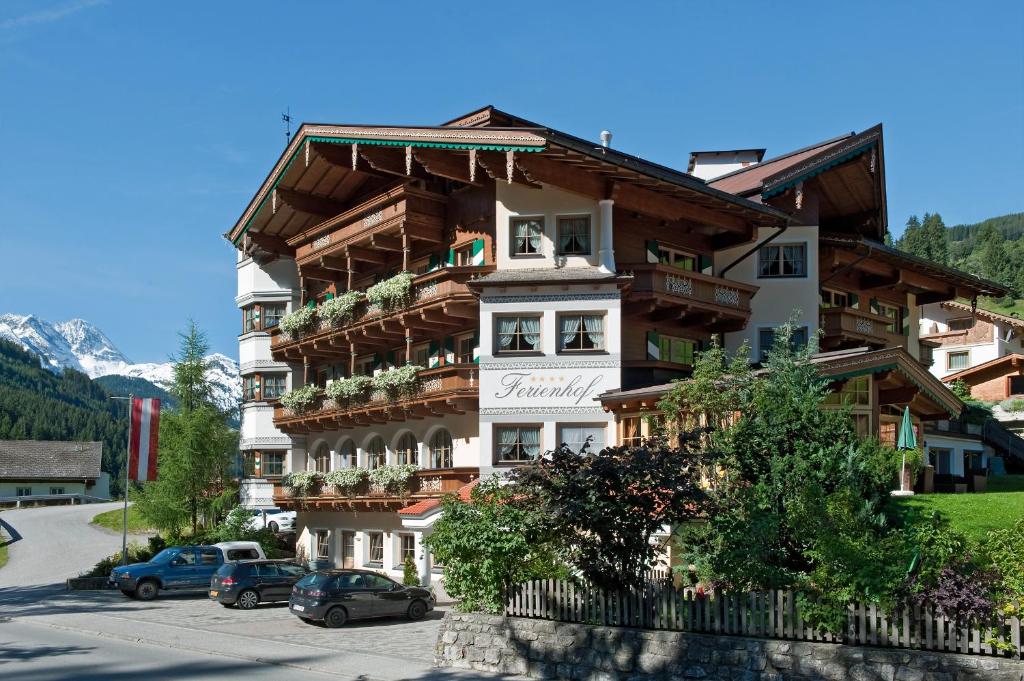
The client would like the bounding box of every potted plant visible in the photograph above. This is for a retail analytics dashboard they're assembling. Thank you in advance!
[371,364,423,400]
[279,306,317,338]
[323,468,368,496]
[318,290,363,328]
[366,272,415,312]
[325,375,374,406]
[279,384,320,414]
[281,470,322,497]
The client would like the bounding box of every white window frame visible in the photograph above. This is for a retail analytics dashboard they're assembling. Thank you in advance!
[313,529,330,561]
[367,532,384,566]
[947,350,970,371]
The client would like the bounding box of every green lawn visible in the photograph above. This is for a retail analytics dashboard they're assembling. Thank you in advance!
[893,475,1024,543]
[91,505,154,534]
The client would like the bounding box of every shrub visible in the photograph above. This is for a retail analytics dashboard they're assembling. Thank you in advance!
[325,375,373,404]
[207,506,280,558]
[366,272,414,312]
[80,541,156,577]
[367,464,419,495]
[282,470,322,497]
[279,306,317,336]
[371,364,422,399]
[948,378,972,401]
[318,291,362,327]
[280,385,319,413]
[403,556,420,586]
[982,517,1024,603]
[1000,398,1024,413]
[323,467,368,495]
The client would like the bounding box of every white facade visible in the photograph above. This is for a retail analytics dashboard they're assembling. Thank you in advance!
[920,303,1024,380]
[494,182,602,270]
[688,150,762,182]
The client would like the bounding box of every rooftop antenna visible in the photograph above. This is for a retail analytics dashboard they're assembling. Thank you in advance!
[282,107,292,145]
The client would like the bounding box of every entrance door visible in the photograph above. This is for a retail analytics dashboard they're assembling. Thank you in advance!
[341,532,355,569]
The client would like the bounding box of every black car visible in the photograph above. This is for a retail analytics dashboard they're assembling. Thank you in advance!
[289,569,434,627]
[210,560,309,609]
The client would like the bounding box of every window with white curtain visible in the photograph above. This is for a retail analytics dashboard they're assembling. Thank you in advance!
[558,424,606,454]
[496,316,541,353]
[495,425,542,463]
[339,440,356,468]
[557,216,591,255]
[313,444,331,473]
[395,433,418,466]
[511,218,543,256]
[758,243,807,278]
[558,314,604,352]
[366,436,386,469]
[429,429,453,468]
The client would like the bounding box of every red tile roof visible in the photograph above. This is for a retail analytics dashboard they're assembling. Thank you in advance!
[397,479,479,516]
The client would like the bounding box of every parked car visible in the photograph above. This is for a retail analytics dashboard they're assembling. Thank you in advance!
[109,546,224,601]
[246,508,296,533]
[209,560,308,609]
[214,541,267,562]
[288,569,434,628]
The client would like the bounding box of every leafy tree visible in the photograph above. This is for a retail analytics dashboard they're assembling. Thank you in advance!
[510,439,706,591]
[423,477,562,613]
[948,379,972,401]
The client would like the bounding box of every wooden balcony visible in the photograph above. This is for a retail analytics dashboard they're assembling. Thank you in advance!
[273,467,479,511]
[624,264,758,332]
[819,306,907,350]
[271,266,490,361]
[272,364,479,433]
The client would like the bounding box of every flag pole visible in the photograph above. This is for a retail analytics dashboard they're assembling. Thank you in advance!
[110,394,133,565]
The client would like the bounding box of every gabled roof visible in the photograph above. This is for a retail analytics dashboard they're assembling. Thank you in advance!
[939,301,1024,329]
[709,133,853,197]
[397,479,478,518]
[942,353,1024,384]
[0,441,102,480]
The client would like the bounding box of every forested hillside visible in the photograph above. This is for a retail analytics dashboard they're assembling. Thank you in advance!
[0,338,128,495]
[94,374,178,410]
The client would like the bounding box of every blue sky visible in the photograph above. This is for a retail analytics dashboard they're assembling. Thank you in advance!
[0,0,1021,361]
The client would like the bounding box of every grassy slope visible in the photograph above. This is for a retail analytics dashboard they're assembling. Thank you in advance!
[0,530,7,569]
[91,506,154,534]
[893,475,1024,543]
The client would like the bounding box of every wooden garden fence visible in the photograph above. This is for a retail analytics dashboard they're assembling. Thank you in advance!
[504,579,1022,659]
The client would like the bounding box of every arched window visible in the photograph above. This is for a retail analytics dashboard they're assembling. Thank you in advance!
[395,433,418,466]
[339,440,356,469]
[429,429,453,469]
[366,437,386,470]
[314,443,331,473]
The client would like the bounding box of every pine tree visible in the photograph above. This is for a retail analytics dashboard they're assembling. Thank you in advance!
[920,213,949,265]
[896,215,925,258]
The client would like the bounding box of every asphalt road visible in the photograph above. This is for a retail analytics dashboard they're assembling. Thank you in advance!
[0,502,150,589]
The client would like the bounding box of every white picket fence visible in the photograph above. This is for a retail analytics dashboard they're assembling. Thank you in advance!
[505,579,1022,658]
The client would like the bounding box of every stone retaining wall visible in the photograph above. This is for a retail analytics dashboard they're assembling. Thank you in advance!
[435,612,1024,680]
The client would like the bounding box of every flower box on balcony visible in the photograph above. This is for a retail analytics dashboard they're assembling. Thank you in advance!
[282,470,322,497]
[366,272,415,312]
[279,384,319,414]
[318,290,363,329]
[279,306,317,338]
[367,464,419,496]
[371,364,423,400]
[323,468,369,496]
[325,375,373,407]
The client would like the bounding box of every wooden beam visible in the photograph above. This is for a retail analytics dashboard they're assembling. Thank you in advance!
[476,151,541,188]
[442,302,478,319]
[421,309,462,326]
[345,244,389,265]
[298,265,337,282]
[860,272,901,290]
[412,148,480,185]
[318,255,349,272]
[246,231,295,256]
[878,386,919,405]
[276,188,347,218]
[401,222,443,243]
[357,146,429,180]
[370,234,404,251]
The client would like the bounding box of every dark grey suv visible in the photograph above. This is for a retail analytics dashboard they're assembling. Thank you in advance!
[289,570,434,627]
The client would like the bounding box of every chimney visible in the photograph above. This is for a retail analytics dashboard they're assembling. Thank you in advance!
[600,130,612,148]
[687,148,766,181]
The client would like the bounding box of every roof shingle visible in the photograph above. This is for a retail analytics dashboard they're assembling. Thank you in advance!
[0,441,103,480]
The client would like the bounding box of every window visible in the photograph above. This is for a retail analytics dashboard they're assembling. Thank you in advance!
[50,487,65,495]
[313,444,331,473]
[1010,375,1024,396]
[262,304,286,329]
[511,218,543,256]
[262,374,286,399]
[947,317,974,331]
[412,343,430,367]
[16,487,31,497]
[429,429,453,468]
[454,243,475,266]
[395,433,418,466]
[659,335,696,366]
[355,356,376,377]
[758,326,808,362]
[364,574,395,590]
[399,534,416,564]
[820,289,850,309]
[876,302,901,334]
[262,452,285,478]
[315,530,330,561]
[496,316,541,353]
[932,448,953,475]
[175,550,197,565]
[658,246,697,271]
[228,549,261,561]
[947,351,969,371]
[557,216,591,255]
[243,307,257,333]
[243,375,258,401]
[241,452,257,477]
[367,532,384,564]
[366,437,386,469]
[455,334,476,364]
[495,425,541,463]
[559,424,606,454]
[339,440,356,468]
[824,376,871,407]
[758,244,806,278]
[621,417,642,447]
[558,314,604,352]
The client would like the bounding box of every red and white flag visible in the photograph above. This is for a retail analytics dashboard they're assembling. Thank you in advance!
[129,397,161,481]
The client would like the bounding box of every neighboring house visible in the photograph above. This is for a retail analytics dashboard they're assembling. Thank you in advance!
[943,354,1024,442]
[0,440,109,505]
[920,301,1024,381]
[226,107,1005,585]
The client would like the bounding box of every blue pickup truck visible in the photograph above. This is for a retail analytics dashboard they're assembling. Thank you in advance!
[110,546,225,601]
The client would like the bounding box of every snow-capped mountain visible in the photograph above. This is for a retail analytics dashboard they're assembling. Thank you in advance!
[0,313,240,413]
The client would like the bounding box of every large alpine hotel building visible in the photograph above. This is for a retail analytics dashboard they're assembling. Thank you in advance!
[228,107,1006,587]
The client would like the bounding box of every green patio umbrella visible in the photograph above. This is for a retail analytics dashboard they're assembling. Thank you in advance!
[894,406,916,495]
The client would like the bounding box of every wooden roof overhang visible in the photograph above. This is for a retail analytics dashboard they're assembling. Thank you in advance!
[820,234,1009,304]
[941,353,1024,385]
[227,117,791,255]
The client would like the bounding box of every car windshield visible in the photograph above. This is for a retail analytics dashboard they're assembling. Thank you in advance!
[151,548,181,563]
[214,564,238,577]
[296,573,334,589]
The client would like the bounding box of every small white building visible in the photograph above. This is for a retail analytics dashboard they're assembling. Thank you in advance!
[920,301,1024,381]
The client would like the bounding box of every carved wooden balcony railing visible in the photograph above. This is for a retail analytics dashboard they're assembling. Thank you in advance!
[273,467,478,511]
[272,364,479,433]
[819,306,907,350]
[623,264,758,332]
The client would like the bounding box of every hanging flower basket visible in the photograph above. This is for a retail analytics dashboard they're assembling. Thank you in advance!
[280,384,320,414]
[323,468,368,496]
[367,464,419,496]
[282,470,322,497]
[318,291,363,328]
[366,272,415,312]
[279,306,317,338]
[371,365,423,400]
[325,375,373,406]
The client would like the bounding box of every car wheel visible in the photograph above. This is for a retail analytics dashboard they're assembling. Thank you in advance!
[120,589,136,599]
[135,580,159,601]
[237,589,260,610]
[407,599,427,621]
[324,607,348,628]
[268,521,279,533]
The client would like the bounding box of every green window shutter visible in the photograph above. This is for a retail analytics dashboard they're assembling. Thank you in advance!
[325,292,334,301]
[698,255,713,273]
[446,248,455,266]
[848,293,859,310]
[646,331,661,360]
[472,330,480,363]
[306,300,315,310]
[901,306,910,336]
[428,253,439,271]
[645,240,660,264]
[444,336,455,365]
[471,238,485,266]
[428,340,440,368]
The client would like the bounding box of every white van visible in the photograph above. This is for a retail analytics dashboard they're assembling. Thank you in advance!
[214,541,267,562]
